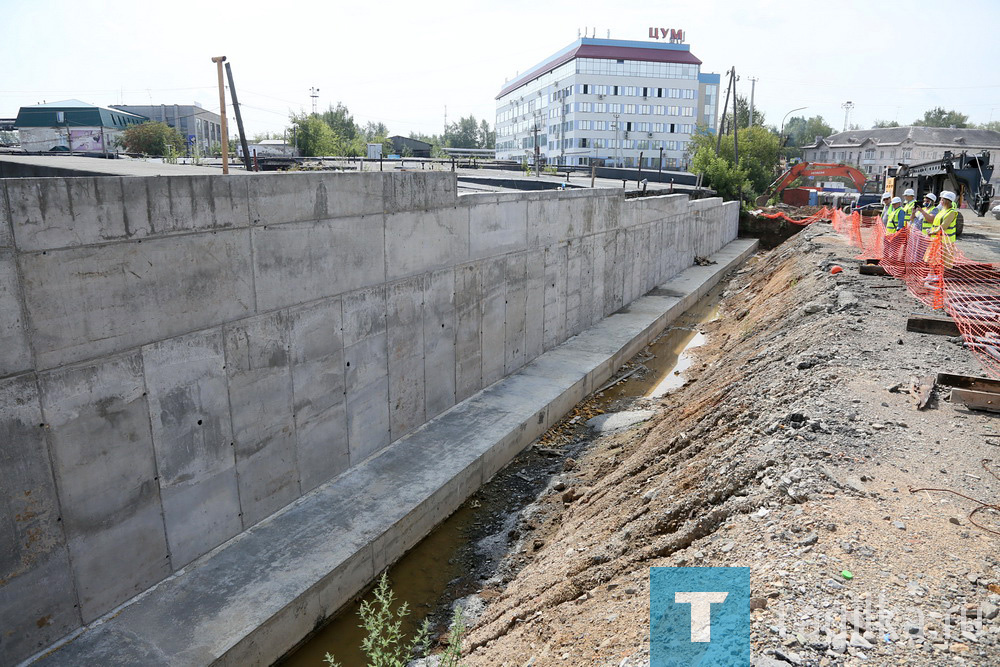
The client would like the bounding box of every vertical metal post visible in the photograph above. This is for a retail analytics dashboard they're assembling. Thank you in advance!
[716,68,733,156]
[225,62,252,171]
[211,56,229,174]
[731,69,739,167]
[591,160,596,187]
[659,146,663,174]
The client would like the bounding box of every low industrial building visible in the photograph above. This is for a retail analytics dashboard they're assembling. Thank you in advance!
[495,35,720,169]
[238,139,298,158]
[801,127,1000,177]
[14,100,146,153]
[111,103,223,155]
[389,135,432,157]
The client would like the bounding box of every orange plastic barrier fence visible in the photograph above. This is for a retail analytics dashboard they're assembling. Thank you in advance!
[826,208,1000,378]
[757,207,834,226]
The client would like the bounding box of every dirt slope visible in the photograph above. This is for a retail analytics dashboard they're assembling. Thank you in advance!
[460,224,1000,666]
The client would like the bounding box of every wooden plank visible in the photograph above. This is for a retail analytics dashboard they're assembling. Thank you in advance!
[950,387,1000,413]
[907,313,960,336]
[937,372,1000,393]
[910,374,935,410]
[860,264,889,276]
[865,258,881,265]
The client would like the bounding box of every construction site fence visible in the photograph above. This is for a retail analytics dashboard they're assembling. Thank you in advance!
[761,207,1000,379]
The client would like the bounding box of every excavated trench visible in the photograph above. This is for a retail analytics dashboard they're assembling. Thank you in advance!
[278,279,734,667]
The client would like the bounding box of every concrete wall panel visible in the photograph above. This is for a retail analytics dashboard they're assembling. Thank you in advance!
[565,240,583,338]
[224,312,299,527]
[125,175,250,238]
[142,329,241,568]
[249,172,384,225]
[383,172,457,213]
[22,230,254,369]
[503,253,527,375]
[252,215,385,312]
[588,234,606,327]
[524,249,545,361]
[0,182,11,247]
[39,352,170,622]
[480,257,506,386]
[387,278,425,441]
[288,298,349,493]
[343,287,390,463]
[0,374,80,662]
[468,196,527,259]
[455,264,482,402]
[7,177,126,251]
[385,207,468,282]
[542,243,567,351]
[0,250,32,377]
[423,269,456,418]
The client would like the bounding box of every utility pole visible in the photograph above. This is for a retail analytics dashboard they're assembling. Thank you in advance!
[716,67,734,155]
[612,113,620,167]
[732,69,739,166]
[225,62,252,171]
[310,87,320,115]
[748,77,758,128]
[842,101,854,131]
[533,121,540,177]
[211,56,229,174]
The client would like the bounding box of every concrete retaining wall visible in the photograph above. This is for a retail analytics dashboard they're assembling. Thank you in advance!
[0,170,737,665]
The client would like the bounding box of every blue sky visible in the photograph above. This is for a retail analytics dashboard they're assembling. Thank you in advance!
[3,0,999,138]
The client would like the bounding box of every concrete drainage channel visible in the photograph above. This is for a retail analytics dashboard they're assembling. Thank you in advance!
[27,239,755,667]
[279,249,754,665]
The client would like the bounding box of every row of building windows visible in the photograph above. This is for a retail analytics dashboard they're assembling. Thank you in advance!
[568,156,684,167]
[576,84,695,99]
[572,138,686,150]
[813,148,918,162]
[548,120,695,134]
[575,57,699,80]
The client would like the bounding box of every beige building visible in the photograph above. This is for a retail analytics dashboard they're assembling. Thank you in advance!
[801,127,1000,181]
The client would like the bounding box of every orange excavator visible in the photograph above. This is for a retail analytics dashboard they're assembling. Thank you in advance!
[755,162,868,207]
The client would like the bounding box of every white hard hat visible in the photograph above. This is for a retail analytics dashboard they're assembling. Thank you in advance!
[903,188,915,197]
[891,196,902,204]
[939,190,956,202]
[881,192,891,200]
[923,193,937,202]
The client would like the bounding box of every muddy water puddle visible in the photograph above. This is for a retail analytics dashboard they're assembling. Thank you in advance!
[279,278,731,666]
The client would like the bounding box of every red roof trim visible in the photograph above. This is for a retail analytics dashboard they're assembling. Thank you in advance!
[497,45,702,99]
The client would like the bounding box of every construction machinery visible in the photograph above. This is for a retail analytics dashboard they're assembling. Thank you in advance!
[755,162,870,207]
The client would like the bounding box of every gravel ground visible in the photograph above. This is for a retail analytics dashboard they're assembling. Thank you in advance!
[443,223,1000,667]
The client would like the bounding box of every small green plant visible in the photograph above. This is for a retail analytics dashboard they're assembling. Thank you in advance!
[437,607,467,667]
[324,572,431,667]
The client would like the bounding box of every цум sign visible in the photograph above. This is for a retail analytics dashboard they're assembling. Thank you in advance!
[648,27,684,42]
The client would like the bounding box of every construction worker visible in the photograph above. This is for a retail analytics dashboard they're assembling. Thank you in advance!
[927,191,959,243]
[915,193,939,233]
[879,192,892,227]
[885,197,906,233]
[901,188,917,226]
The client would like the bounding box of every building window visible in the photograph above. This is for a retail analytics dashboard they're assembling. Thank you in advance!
[864,148,875,159]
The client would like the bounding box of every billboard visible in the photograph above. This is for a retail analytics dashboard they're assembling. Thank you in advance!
[69,129,103,151]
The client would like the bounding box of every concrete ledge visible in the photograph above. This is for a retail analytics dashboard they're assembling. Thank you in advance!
[25,239,757,667]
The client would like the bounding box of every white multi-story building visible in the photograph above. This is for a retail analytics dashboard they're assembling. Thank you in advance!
[495,37,719,169]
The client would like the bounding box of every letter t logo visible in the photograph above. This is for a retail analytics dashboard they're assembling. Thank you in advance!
[674,592,729,642]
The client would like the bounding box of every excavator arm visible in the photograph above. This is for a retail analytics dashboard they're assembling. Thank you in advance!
[756,162,867,206]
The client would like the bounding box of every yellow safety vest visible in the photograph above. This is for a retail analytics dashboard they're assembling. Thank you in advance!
[918,206,939,233]
[929,206,958,243]
[902,200,916,225]
[886,206,905,233]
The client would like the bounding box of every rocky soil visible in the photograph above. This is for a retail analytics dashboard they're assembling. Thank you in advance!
[446,223,1000,666]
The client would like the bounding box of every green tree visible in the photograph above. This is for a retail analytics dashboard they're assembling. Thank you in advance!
[782,115,834,147]
[288,113,338,157]
[872,119,900,128]
[977,120,1000,132]
[320,103,359,142]
[720,95,766,132]
[478,119,495,148]
[444,115,481,148]
[912,107,969,128]
[118,121,186,156]
[688,125,778,201]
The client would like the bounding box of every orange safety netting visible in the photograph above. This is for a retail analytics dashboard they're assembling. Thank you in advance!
[783,207,1000,379]
[757,208,833,226]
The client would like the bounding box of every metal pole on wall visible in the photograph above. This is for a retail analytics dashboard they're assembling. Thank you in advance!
[211,56,229,174]
[225,61,252,171]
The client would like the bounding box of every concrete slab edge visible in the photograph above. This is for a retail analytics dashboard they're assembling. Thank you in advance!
[24,238,757,667]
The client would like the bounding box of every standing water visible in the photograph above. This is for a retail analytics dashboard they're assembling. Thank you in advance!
[279,278,732,666]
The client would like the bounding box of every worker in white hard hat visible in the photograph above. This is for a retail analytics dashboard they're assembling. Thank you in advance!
[886,196,906,234]
[902,188,917,227]
[927,191,960,243]
[880,192,892,227]
[915,193,939,233]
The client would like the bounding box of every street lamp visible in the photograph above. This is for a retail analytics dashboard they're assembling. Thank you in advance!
[779,106,807,139]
